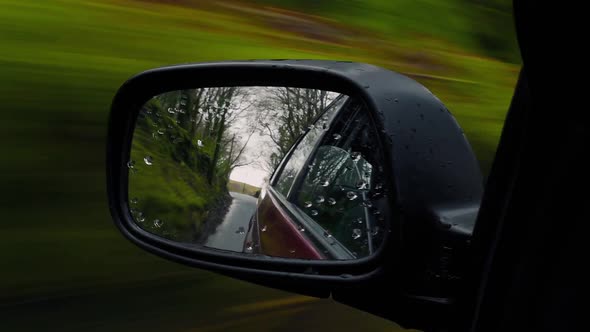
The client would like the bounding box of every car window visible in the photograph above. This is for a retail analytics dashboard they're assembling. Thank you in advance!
[273,95,348,197]
[292,98,386,258]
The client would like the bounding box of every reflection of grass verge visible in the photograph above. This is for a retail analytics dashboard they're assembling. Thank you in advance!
[129,123,227,241]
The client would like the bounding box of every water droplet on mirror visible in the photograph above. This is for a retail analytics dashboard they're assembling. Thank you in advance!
[323,231,332,238]
[370,226,380,236]
[260,225,267,232]
[333,133,342,140]
[245,242,253,252]
[361,200,372,208]
[352,229,362,240]
[235,227,245,234]
[298,225,305,232]
[356,180,368,190]
[130,197,138,205]
[167,108,175,114]
[321,180,330,187]
[197,140,204,148]
[127,160,135,169]
[355,217,363,224]
[327,197,336,206]
[315,196,325,204]
[143,156,153,166]
[350,152,361,162]
[153,219,163,228]
[157,128,165,135]
[304,201,313,208]
[289,249,296,254]
[136,212,145,223]
[375,183,383,190]
[310,210,319,216]
[346,191,358,200]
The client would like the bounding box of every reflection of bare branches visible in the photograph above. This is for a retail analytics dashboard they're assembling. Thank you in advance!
[262,123,285,153]
[148,87,339,187]
[254,87,339,173]
[229,129,255,169]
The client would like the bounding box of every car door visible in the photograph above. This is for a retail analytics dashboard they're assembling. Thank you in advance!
[251,94,349,259]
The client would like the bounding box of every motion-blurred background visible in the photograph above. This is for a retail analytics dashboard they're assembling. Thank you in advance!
[0,1,519,330]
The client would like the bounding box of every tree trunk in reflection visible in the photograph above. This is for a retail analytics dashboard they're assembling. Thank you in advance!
[258,88,334,172]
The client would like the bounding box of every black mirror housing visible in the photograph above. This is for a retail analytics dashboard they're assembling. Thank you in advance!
[107,60,482,330]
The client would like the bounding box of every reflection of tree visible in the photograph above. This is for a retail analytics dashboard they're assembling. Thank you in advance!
[141,87,262,188]
[303,146,372,201]
[133,87,338,243]
[257,88,335,172]
[309,146,351,187]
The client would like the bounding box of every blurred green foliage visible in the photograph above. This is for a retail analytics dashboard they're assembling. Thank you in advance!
[0,0,518,330]
[254,0,519,63]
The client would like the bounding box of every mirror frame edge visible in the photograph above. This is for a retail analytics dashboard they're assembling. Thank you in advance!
[107,60,483,320]
[107,60,399,284]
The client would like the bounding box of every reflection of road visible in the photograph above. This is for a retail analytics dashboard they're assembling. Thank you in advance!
[204,192,257,253]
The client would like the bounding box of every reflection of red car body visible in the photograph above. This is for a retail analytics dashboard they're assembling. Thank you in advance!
[244,186,325,259]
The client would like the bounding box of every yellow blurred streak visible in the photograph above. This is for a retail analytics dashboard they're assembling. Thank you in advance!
[185,306,309,332]
[225,295,318,314]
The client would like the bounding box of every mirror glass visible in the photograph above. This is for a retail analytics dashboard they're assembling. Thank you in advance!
[127,87,389,260]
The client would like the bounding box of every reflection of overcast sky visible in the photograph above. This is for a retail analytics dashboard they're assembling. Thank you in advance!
[227,87,339,188]
[227,87,273,188]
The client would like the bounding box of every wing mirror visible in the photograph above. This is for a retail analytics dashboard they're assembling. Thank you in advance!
[107,60,483,330]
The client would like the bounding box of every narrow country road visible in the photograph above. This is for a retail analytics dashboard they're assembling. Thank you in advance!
[204,191,257,253]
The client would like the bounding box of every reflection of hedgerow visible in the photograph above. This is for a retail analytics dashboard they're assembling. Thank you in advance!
[129,100,230,243]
